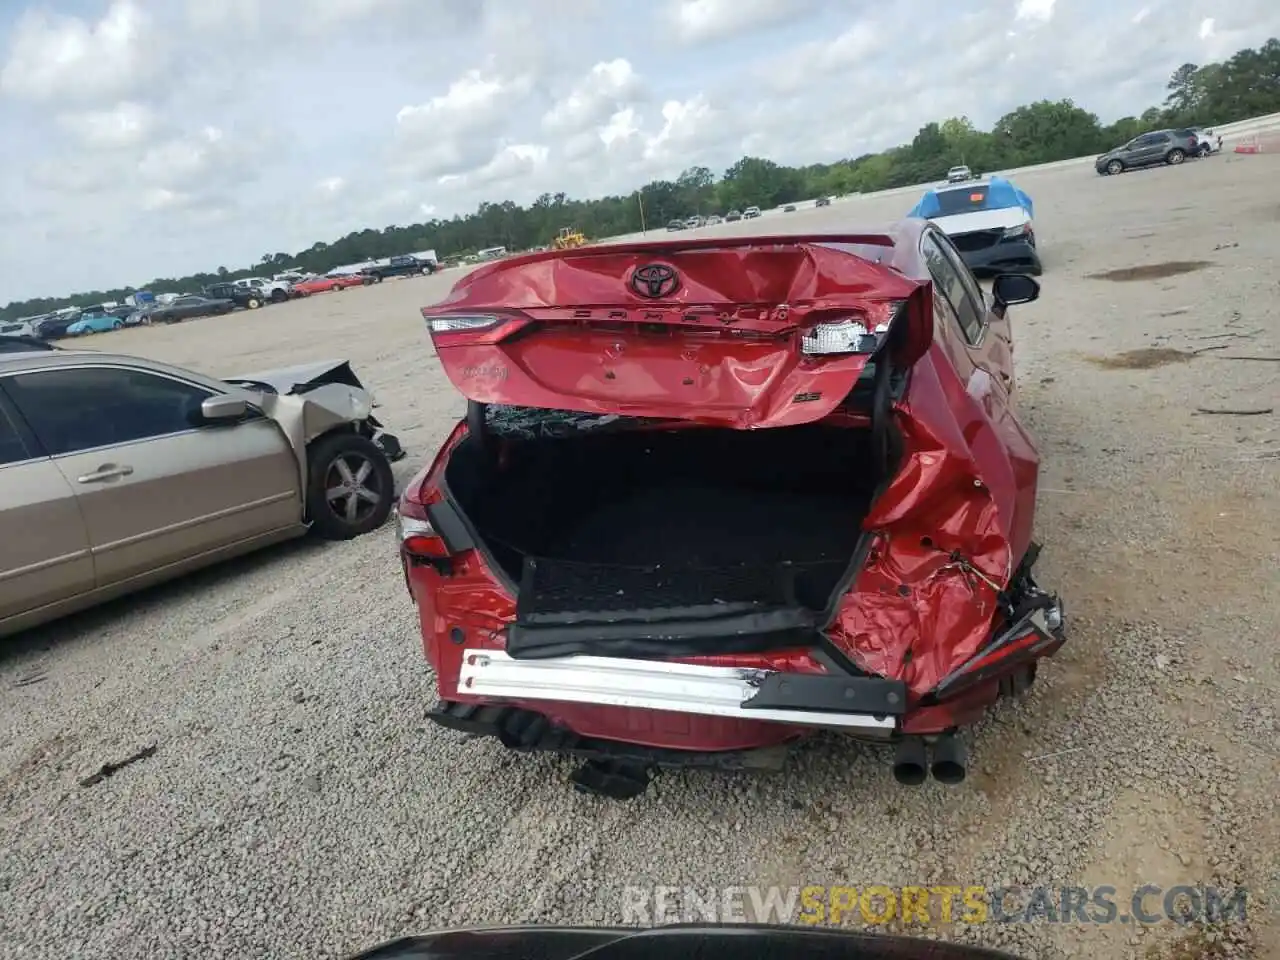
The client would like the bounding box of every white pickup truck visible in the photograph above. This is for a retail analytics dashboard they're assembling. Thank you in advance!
[1191,128,1223,156]
[234,276,294,303]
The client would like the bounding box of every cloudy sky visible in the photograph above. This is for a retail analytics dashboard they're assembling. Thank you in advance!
[1,0,1276,304]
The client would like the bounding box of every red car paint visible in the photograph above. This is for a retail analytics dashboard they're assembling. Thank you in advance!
[293,274,367,295]
[402,226,1058,752]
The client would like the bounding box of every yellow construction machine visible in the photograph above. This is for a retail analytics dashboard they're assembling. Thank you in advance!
[552,226,588,250]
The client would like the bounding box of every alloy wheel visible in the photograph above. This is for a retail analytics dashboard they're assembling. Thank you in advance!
[324,453,383,525]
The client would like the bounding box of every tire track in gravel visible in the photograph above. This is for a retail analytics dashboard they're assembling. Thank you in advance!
[428,774,634,928]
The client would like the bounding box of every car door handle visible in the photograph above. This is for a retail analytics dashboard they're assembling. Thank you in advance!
[77,464,134,484]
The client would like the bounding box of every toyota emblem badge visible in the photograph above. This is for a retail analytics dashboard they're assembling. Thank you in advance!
[630,263,680,299]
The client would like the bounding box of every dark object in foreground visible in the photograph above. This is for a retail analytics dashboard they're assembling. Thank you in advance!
[79,743,158,787]
[0,335,58,354]
[347,924,1026,960]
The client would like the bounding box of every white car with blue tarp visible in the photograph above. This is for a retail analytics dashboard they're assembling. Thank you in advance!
[907,175,1041,276]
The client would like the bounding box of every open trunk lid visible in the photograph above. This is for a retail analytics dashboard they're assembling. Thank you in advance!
[421,234,932,428]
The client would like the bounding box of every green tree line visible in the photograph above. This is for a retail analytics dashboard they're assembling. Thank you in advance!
[5,37,1278,322]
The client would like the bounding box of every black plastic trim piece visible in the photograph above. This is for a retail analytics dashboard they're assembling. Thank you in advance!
[518,600,770,627]
[425,499,475,554]
[466,399,490,458]
[507,608,819,660]
[805,643,872,678]
[436,447,520,595]
[742,672,907,716]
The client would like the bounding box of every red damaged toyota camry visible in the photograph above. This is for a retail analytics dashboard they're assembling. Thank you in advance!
[396,223,1065,799]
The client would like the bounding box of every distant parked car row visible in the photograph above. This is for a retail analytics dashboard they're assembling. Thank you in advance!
[3,253,442,344]
[664,206,764,230]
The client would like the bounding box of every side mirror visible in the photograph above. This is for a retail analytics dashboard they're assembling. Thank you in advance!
[201,395,248,423]
[992,273,1040,307]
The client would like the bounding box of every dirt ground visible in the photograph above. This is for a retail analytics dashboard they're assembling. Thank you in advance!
[1,154,1276,960]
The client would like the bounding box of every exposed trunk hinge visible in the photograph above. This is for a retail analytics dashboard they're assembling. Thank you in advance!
[466,399,492,458]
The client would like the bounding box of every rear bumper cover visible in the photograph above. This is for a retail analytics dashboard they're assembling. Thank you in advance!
[957,238,1040,273]
[434,593,1064,750]
[456,648,905,733]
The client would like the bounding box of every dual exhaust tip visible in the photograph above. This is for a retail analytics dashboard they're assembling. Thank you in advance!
[892,735,967,786]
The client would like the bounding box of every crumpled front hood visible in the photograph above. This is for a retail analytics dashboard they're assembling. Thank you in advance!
[224,368,383,495]
[223,358,366,395]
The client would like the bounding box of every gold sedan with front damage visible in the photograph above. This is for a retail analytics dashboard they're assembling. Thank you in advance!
[0,349,403,638]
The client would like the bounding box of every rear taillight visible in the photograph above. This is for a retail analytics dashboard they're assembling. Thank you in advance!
[800,300,903,355]
[801,319,885,355]
[396,500,450,560]
[424,315,501,334]
[421,311,528,346]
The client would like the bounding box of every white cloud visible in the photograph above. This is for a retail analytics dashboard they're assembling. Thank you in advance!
[601,107,642,146]
[57,102,155,149]
[4,0,1280,304]
[765,21,880,95]
[668,0,817,44]
[393,68,536,179]
[0,0,161,104]
[441,144,552,191]
[644,95,735,162]
[1015,0,1056,23]
[543,59,643,133]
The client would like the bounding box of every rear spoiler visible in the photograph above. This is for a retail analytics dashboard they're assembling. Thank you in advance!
[424,233,934,368]
[454,232,902,284]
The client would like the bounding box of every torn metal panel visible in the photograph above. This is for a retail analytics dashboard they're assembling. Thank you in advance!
[223,359,365,395]
[483,404,672,440]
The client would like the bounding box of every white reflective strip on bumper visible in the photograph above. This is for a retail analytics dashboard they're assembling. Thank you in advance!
[457,649,896,732]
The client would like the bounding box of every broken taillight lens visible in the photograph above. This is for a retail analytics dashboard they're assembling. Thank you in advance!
[801,319,885,355]
[800,300,903,355]
[396,501,450,559]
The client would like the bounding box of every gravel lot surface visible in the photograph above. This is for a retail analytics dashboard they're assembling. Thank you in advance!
[2,154,1277,960]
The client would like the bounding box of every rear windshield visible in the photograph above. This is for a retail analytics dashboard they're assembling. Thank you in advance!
[931,186,990,216]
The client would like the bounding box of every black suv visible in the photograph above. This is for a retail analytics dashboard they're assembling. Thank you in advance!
[204,282,264,309]
[360,255,435,282]
[1095,129,1200,175]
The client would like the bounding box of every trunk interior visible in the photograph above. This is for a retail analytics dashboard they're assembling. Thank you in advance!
[443,407,886,656]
